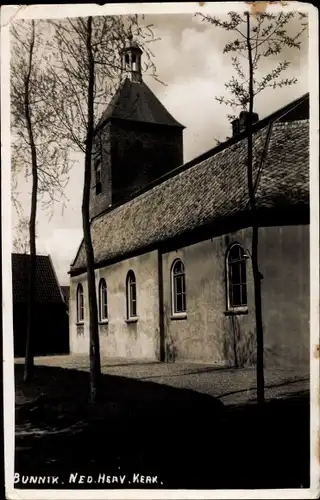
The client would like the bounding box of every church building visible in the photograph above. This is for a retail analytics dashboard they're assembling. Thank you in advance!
[69,39,310,368]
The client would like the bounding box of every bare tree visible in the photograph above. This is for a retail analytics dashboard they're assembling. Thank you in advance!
[46,15,157,403]
[12,215,38,254]
[197,10,307,404]
[11,19,71,382]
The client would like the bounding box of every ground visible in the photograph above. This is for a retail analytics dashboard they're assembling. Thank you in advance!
[15,355,310,490]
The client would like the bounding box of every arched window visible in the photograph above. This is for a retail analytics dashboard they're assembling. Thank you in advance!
[126,270,137,319]
[99,278,108,322]
[94,158,102,195]
[171,259,186,315]
[76,283,84,323]
[227,243,248,309]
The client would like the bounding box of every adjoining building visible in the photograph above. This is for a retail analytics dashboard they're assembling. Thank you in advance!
[12,253,69,357]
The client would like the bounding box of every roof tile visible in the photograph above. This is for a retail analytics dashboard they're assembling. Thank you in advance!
[72,115,309,273]
[96,78,184,130]
[12,254,64,304]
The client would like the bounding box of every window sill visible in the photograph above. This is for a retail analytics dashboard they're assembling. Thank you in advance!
[224,307,248,316]
[99,320,109,325]
[76,322,84,326]
[125,317,138,324]
[171,312,187,320]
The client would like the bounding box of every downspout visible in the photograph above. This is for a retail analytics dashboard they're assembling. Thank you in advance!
[157,250,165,362]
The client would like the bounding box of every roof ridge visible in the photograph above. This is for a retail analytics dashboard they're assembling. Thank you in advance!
[11,252,50,258]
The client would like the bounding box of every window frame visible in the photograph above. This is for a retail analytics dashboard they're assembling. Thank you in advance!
[171,259,187,319]
[126,270,138,322]
[226,243,248,314]
[76,283,84,324]
[98,278,108,323]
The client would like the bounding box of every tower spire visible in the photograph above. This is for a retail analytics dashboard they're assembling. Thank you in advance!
[121,35,142,83]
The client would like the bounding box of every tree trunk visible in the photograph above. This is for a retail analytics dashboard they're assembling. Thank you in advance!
[246,12,265,405]
[24,20,37,383]
[82,16,101,404]
[24,201,37,382]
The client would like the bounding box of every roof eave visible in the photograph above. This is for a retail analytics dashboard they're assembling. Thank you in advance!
[70,202,309,277]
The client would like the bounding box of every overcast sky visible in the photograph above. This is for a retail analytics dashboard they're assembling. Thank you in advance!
[11,10,309,285]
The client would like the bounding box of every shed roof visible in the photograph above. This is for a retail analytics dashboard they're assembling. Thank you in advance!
[12,253,64,304]
[71,94,309,275]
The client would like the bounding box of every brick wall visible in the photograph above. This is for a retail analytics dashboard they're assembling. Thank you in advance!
[110,120,183,206]
[89,119,183,219]
[89,124,113,220]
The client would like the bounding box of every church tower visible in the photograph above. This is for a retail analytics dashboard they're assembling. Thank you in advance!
[89,37,185,220]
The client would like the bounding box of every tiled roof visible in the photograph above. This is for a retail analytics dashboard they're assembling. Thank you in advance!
[71,95,309,274]
[12,254,64,304]
[95,78,184,131]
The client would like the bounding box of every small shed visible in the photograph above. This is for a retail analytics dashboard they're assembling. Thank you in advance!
[12,253,69,357]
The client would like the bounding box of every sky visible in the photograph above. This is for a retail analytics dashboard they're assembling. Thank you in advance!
[11,10,309,285]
